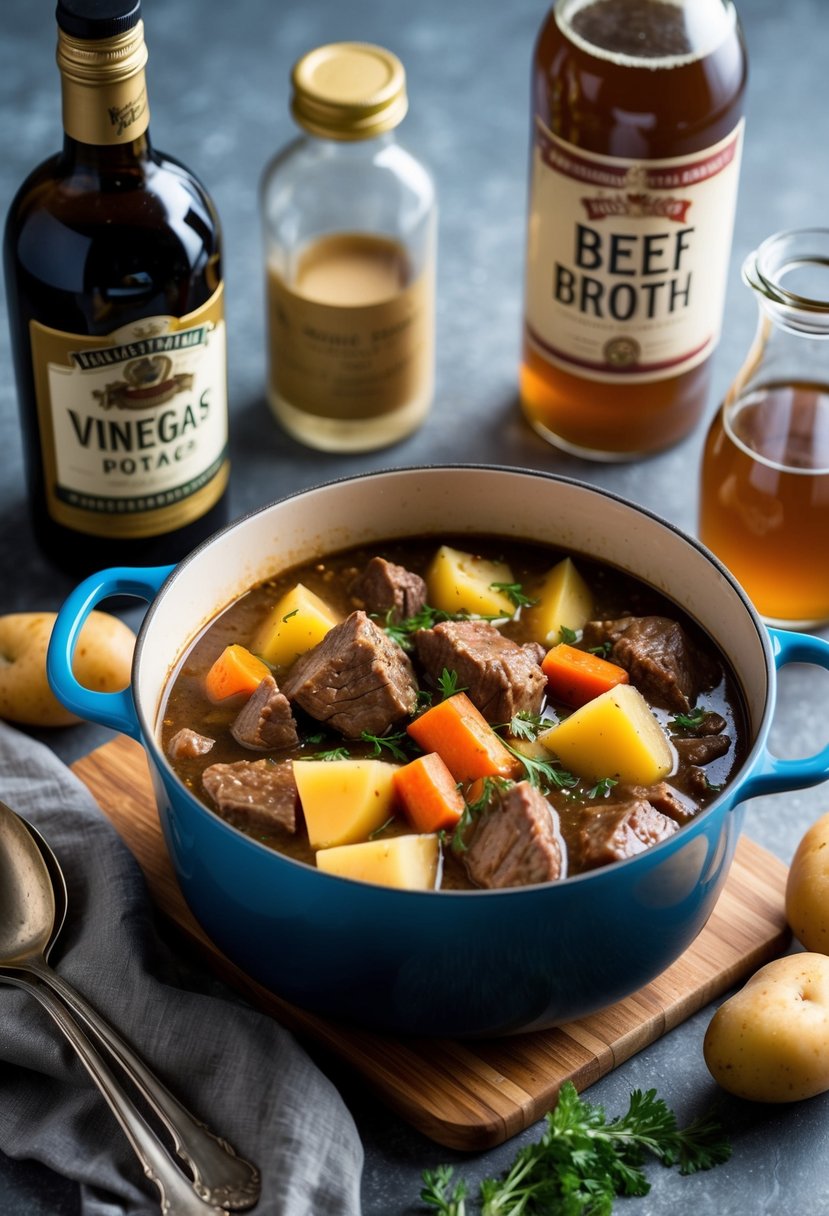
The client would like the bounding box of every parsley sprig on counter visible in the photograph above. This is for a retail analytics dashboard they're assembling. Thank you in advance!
[421,1081,731,1216]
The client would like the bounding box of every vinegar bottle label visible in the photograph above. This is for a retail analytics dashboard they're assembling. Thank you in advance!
[28,284,229,539]
[524,120,744,384]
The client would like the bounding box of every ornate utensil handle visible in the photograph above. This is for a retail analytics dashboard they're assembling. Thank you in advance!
[25,957,260,1211]
[2,972,230,1215]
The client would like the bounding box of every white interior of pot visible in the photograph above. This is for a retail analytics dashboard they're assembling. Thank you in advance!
[134,467,771,748]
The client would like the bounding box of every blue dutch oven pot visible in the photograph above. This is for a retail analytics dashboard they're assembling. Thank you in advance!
[46,468,829,1037]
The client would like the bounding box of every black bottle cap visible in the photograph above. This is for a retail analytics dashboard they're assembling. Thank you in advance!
[56,0,142,39]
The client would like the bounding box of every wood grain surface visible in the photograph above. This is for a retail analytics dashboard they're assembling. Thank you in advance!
[72,734,792,1151]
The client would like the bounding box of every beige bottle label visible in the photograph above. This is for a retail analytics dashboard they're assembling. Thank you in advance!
[524,120,744,384]
[30,286,228,539]
[267,239,434,422]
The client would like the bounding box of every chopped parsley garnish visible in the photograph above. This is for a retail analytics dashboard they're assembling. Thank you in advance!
[588,639,612,658]
[360,729,411,762]
[438,668,467,700]
[380,604,503,651]
[505,710,548,740]
[559,624,579,645]
[308,746,350,762]
[451,777,510,853]
[502,736,578,793]
[489,581,539,610]
[587,776,618,799]
[669,707,708,731]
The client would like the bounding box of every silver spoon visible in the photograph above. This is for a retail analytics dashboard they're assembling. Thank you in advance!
[0,800,261,1213]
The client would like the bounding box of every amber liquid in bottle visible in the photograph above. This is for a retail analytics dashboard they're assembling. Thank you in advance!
[522,0,748,459]
[3,11,229,578]
[699,382,829,626]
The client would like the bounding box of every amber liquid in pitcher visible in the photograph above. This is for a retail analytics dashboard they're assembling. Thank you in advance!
[699,382,829,626]
[522,0,747,458]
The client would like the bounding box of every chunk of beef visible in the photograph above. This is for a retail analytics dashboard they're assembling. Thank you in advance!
[582,615,721,713]
[202,759,297,834]
[621,781,697,824]
[578,797,678,870]
[167,727,215,760]
[230,675,298,752]
[349,556,427,623]
[462,780,566,889]
[280,610,418,738]
[686,766,715,799]
[673,734,731,767]
[414,620,546,724]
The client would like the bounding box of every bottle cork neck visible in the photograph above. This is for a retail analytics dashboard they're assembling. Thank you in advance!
[57,20,151,146]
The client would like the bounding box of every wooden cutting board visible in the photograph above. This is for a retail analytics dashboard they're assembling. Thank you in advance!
[72,734,792,1151]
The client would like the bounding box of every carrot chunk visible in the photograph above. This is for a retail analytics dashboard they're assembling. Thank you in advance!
[204,643,271,702]
[541,642,629,707]
[393,752,465,834]
[406,692,521,783]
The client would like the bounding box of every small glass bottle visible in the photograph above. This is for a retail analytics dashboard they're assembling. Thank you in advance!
[260,42,437,453]
[698,228,829,628]
[3,0,229,578]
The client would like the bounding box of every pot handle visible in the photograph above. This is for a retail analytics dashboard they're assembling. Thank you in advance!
[47,566,174,740]
[739,627,829,800]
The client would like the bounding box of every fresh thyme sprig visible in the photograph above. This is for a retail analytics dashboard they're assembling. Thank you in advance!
[421,1081,731,1216]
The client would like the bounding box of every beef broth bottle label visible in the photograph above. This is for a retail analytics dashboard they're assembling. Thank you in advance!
[29,287,228,539]
[524,120,744,384]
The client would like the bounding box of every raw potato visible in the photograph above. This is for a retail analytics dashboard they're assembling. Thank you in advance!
[785,811,829,953]
[537,683,674,784]
[316,833,441,890]
[523,557,594,646]
[0,611,135,728]
[425,545,516,617]
[703,953,829,1102]
[293,758,399,849]
[252,583,339,668]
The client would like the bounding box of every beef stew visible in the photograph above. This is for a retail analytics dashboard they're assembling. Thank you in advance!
[160,535,747,890]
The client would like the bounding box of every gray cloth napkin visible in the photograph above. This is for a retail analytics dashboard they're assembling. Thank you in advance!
[0,719,364,1216]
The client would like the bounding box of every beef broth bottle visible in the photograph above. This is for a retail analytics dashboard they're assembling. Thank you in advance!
[521,0,748,460]
[3,0,229,577]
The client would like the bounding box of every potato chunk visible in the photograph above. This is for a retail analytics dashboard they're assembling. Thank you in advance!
[523,557,594,646]
[252,583,339,668]
[316,834,441,890]
[538,683,674,784]
[292,758,398,849]
[425,545,515,617]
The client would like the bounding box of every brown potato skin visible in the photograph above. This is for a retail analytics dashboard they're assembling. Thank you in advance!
[0,611,135,728]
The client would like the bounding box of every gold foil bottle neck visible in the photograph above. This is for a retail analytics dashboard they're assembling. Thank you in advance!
[57,20,150,145]
[290,42,408,141]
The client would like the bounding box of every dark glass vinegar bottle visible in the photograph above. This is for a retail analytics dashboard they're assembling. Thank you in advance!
[3,0,229,578]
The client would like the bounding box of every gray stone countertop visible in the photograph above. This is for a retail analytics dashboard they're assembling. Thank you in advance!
[1,0,829,1212]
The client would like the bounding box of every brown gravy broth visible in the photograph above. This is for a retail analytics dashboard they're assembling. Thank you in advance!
[159,536,747,888]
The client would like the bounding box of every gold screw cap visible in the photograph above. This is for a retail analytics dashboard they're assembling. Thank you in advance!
[290,42,408,141]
